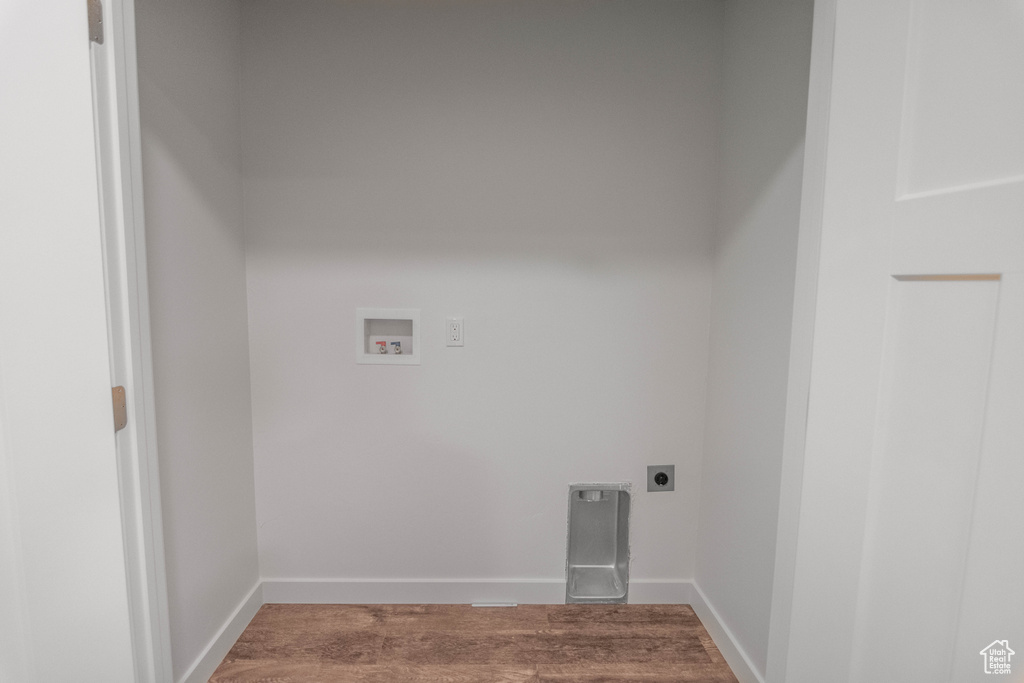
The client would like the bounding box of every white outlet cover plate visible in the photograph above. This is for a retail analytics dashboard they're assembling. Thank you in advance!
[446,317,464,347]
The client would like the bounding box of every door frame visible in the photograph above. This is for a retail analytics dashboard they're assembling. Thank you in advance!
[92,0,173,680]
[765,0,836,680]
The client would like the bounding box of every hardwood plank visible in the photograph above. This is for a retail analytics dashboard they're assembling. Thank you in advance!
[212,661,541,683]
[382,604,552,633]
[209,658,322,682]
[317,630,387,664]
[380,632,522,665]
[537,662,739,682]
[541,605,707,638]
[317,664,540,682]
[544,604,701,628]
[247,603,387,632]
[517,630,710,665]
[698,632,727,666]
[226,627,385,664]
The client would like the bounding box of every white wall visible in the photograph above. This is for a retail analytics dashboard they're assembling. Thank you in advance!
[242,0,722,586]
[136,0,260,677]
[696,0,813,677]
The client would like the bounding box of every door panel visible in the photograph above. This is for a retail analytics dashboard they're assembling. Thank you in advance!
[950,274,1024,682]
[893,183,1024,274]
[851,279,1000,682]
[897,0,1024,195]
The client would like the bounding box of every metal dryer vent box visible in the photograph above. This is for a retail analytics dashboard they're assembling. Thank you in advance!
[565,483,630,604]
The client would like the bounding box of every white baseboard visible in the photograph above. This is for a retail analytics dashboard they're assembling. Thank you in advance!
[178,581,263,683]
[260,578,697,606]
[690,583,764,683]
[628,579,695,604]
[262,578,564,604]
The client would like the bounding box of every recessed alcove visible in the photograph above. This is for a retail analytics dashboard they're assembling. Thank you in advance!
[356,308,419,365]
[132,0,814,679]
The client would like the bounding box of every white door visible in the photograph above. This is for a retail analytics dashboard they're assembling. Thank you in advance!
[783,1,1024,682]
[0,1,137,681]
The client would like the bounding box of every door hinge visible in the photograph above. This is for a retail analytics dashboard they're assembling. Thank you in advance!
[88,0,104,44]
[112,386,127,432]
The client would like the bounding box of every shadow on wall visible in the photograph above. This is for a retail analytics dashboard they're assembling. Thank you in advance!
[714,0,812,251]
[715,141,807,287]
[137,0,724,267]
[240,0,722,265]
[136,0,244,247]
[694,0,815,677]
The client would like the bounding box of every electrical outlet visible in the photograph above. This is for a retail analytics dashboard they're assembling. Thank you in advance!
[446,317,464,347]
[647,465,675,492]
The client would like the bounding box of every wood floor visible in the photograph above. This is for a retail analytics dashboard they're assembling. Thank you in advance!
[210,603,739,682]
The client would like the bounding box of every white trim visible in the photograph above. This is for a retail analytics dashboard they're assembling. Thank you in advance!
[178,582,263,683]
[627,579,695,604]
[896,172,1024,202]
[93,0,173,680]
[764,0,837,681]
[260,578,696,606]
[691,583,764,683]
[118,0,176,674]
[263,578,564,604]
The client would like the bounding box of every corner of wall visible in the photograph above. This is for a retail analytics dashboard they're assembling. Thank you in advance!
[177,581,262,683]
[695,0,815,678]
[691,583,766,683]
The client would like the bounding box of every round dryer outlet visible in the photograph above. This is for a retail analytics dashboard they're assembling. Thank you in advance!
[646,465,675,492]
